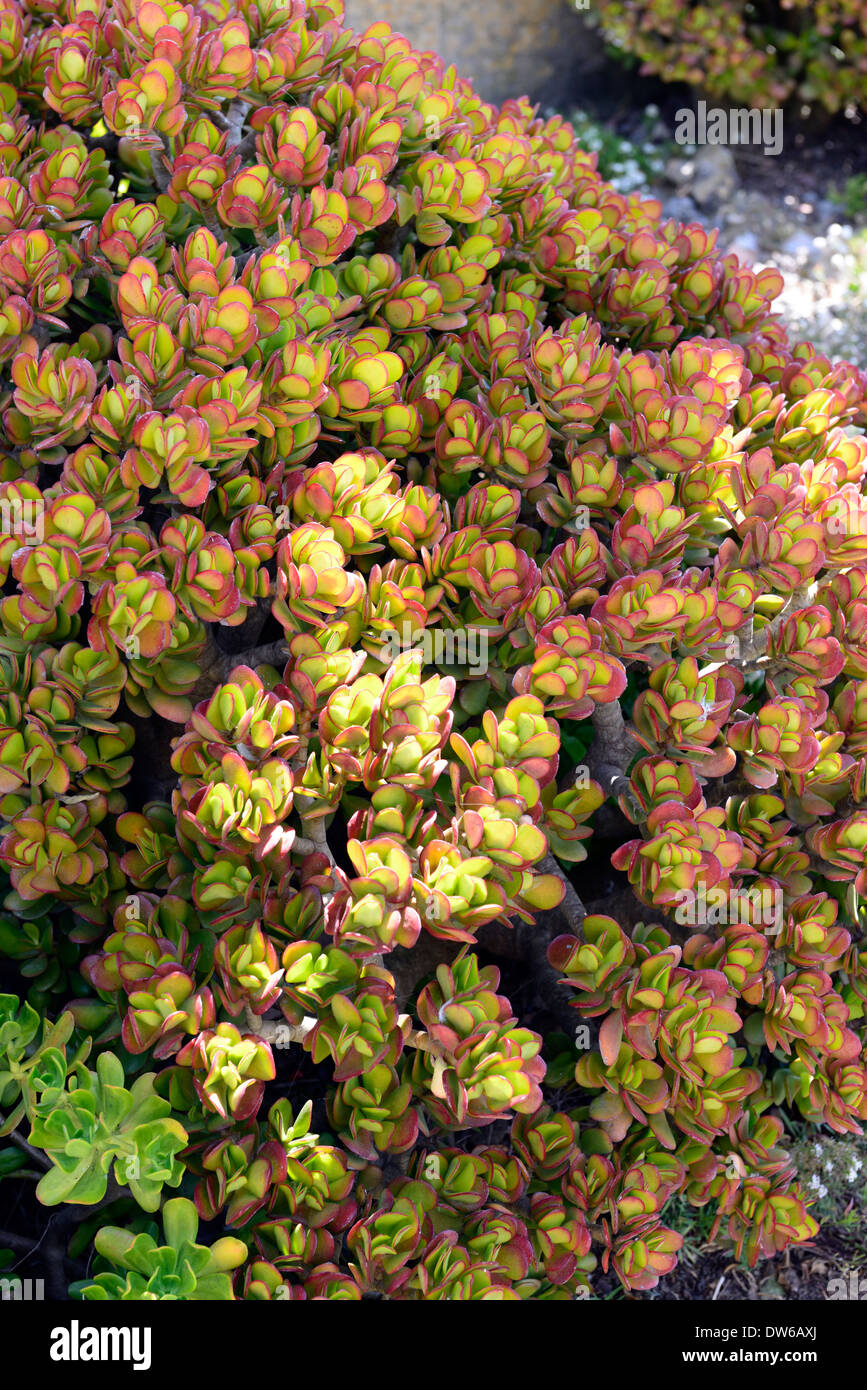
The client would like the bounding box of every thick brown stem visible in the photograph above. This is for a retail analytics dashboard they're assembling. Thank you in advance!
[540,853,587,934]
[225,99,250,149]
[8,1130,51,1171]
[0,1230,38,1253]
[149,142,172,195]
[224,640,289,675]
[191,634,289,701]
[474,857,589,1036]
[736,582,816,664]
[586,698,637,798]
[300,812,337,873]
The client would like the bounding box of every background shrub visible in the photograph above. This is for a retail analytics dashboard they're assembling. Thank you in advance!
[591,0,867,114]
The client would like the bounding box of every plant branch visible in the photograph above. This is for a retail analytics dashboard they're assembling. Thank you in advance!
[192,634,289,699]
[477,858,587,1034]
[148,141,172,195]
[225,639,289,675]
[539,853,587,935]
[43,1235,69,1301]
[586,698,637,798]
[736,582,817,664]
[0,1229,38,1254]
[303,812,336,869]
[233,218,295,271]
[8,1130,51,1171]
[225,100,250,148]
[232,132,257,162]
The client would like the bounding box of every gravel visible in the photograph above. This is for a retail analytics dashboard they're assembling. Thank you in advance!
[567,105,867,369]
[652,146,867,367]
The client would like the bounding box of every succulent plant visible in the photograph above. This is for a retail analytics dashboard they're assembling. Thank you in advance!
[26,1049,187,1209]
[176,1022,276,1123]
[72,1197,247,1300]
[0,0,864,1305]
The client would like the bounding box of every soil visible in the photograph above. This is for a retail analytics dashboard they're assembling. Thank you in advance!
[632,1227,866,1302]
[586,74,867,206]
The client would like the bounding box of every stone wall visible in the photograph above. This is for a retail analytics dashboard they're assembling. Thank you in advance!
[342,0,609,107]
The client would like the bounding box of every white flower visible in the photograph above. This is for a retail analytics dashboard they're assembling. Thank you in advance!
[825,1159,834,1173]
[818,1184,828,1199]
[814,1143,823,1157]
[809,1173,821,1190]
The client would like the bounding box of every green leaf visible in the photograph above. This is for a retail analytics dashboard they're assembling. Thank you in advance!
[37,1150,105,1206]
[162,1197,198,1250]
[0,1145,27,1178]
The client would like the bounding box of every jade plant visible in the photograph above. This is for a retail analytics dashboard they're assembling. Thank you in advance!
[71,1196,247,1299]
[0,0,866,1304]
